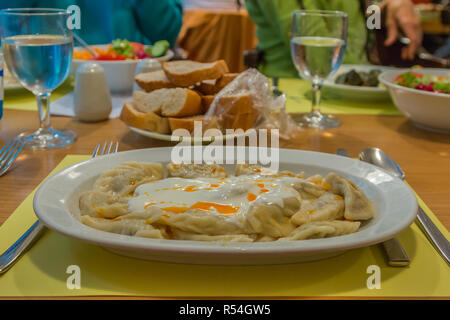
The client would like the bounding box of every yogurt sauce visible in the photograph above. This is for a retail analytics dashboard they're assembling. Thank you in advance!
[128,175,303,224]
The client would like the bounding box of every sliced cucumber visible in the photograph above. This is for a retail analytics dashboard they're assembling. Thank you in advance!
[151,40,170,57]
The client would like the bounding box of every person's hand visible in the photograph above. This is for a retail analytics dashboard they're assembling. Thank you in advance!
[381,0,423,60]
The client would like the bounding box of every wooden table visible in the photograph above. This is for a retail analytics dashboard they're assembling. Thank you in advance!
[0,109,449,300]
[1,109,449,230]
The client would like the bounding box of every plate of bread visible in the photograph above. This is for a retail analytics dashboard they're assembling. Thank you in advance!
[120,60,255,143]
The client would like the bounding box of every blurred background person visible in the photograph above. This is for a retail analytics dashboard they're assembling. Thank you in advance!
[177,0,257,72]
[181,0,243,11]
[0,0,183,47]
[413,0,449,60]
[245,0,425,78]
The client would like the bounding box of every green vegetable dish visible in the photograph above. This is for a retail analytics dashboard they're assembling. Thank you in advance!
[73,39,171,61]
[335,69,383,87]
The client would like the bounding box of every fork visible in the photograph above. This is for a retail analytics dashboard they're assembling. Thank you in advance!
[0,141,119,274]
[0,138,25,177]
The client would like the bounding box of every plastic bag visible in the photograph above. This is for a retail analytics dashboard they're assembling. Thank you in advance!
[203,68,300,140]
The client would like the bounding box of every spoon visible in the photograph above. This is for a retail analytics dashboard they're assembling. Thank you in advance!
[73,33,98,58]
[359,148,450,264]
[359,148,405,179]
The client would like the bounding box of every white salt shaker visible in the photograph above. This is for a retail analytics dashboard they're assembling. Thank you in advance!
[133,58,162,91]
[74,63,112,122]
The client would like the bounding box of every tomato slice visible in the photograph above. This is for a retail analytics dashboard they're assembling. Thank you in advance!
[130,42,145,52]
[91,53,127,61]
[410,72,423,78]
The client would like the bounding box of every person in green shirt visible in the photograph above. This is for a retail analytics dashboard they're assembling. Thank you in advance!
[246,0,422,78]
[0,0,183,47]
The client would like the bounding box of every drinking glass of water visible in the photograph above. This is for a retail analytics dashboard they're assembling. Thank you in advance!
[0,8,76,149]
[290,10,348,129]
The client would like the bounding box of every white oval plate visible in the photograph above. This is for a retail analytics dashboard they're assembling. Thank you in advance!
[33,147,417,265]
[323,65,395,101]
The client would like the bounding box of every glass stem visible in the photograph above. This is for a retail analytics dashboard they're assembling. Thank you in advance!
[311,80,323,116]
[36,92,51,131]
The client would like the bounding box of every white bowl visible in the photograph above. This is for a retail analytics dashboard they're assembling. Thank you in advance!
[33,147,417,265]
[71,44,174,93]
[379,68,450,133]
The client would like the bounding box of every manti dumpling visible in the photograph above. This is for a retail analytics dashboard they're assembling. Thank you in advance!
[148,207,244,236]
[171,229,256,242]
[79,162,163,219]
[92,162,163,196]
[78,162,374,242]
[235,164,304,179]
[291,192,344,225]
[292,175,330,200]
[281,220,361,241]
[167,163,228,178]
[79,190,129,219]
[81,215,166,239]
[325,173,374,221]
[245,198,300,238]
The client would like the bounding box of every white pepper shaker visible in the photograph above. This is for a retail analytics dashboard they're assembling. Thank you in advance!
[74,63,112,122]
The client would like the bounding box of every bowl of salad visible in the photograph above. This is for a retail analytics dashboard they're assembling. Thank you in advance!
[71,39,174,93]
[379,68,450,133]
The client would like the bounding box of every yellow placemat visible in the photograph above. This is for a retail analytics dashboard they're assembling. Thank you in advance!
[4,78,400,116]
[3,79,74,112]
[281,78,401,115]
[0,155,448,298]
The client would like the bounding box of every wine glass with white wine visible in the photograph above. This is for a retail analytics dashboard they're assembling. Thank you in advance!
[0,8,76,149]
[290,10,348,129]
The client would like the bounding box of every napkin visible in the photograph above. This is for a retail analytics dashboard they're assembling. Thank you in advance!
[5,79,403,116]
[50,92,131,119]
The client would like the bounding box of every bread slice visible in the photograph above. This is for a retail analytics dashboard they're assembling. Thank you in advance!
[222,112,256,131]
[161,88,202,117]
[218,73,239,85]
[195,79,216,95]
[162,60,229,87]
[168,115,205,133]
[133,90,162,114]
[120,102,170,134]
[133,88,202,117]
[196,73,239,95]
[135,70,176,92]
[215,94,257,130]
[201,95,215,113]
[216,93,254,115]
